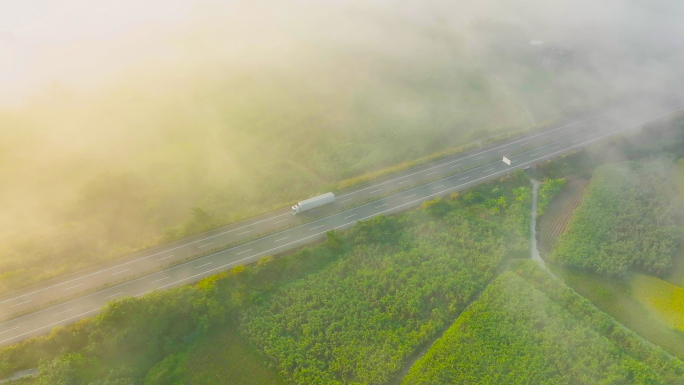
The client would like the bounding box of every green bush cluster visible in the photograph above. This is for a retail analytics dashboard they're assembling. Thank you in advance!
[403,261,684,385]
[550,158,681,277]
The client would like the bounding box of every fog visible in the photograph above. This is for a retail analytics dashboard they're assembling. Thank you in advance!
[1,0,683,292]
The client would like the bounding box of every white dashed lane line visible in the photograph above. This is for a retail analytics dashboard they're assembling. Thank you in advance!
[150,277,170,284]
[274,237,290,243]
[9,300,31,308]
[155,255,174,262]
[0,327,19,335]
[63,284,83,291]
[236,249,253,255]
[103,292,124,300]
[51,308,74,317]
[195,262,213,269]
[111,269,130,276]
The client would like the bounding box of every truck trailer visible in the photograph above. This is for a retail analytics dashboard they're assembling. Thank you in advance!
[292,192,335,214]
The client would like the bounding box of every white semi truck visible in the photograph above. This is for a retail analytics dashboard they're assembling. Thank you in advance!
[292,192,335,214]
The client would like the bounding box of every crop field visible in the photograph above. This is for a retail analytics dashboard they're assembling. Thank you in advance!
[550,158,681,277]
[632,274,684,332]
[536,177,589,257]
[181,325,285,385]
[402,261,684,384]
[551,266,684,360]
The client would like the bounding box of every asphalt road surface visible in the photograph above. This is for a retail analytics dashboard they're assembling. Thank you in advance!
[0,101,681,346]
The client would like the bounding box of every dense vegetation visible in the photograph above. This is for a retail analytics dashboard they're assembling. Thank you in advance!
[403,261,684,384]
[0,172,538,384]
[550,158,682,277]
[241,215,505,384]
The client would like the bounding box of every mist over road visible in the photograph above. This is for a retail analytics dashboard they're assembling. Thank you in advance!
[0,100,680,347]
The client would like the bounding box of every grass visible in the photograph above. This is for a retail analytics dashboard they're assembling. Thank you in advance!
[631,273,684,332]
[402,262,684,384]
[182,325,286,385]
[550,266,684,360]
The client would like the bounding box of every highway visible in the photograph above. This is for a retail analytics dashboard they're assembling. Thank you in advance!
[0,101,681,346]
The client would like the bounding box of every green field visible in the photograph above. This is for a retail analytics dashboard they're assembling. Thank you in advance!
[0,172,538,384]
[632,273,684,333]
[550,158,682,277]
[403,262,684,384]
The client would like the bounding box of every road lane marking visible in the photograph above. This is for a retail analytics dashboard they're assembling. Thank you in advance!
[0,212,299,305]
[195,262,213,269]
[236,230,252,236]
[155,255,174,262]
[484,168,494,172]
[1,309,99,345]
[111,269,130,276]
[198,242,214,248]
[0,327,19,335]
[398,180,409,185]
[274,237,290,242]
[339,198,352,203]
[150,277,170,284]
[369,189,383,194]
[334,108,622,201]
[425,171,436,176]
[63,284,83,291]
[309,225,325,231]
[2,107,659,341]
[2,108,627,308]
[475,156,485,160]
[273,219,288,225]
[343,214,357,220]
[103,292,124,300]
[433,185,444,189]
[11,105,660,346]
[529,152,539,156]
[9,300,31,308]
[451,164,460,168]
[237,249,253,255]
[551,146,560,150]
[375,203,387,208]
[4,108,654,327]
[405,194,417,198]
[51,308,74,317]
[459,176,469,181]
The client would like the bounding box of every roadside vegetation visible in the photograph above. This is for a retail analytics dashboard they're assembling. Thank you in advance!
[402,261,684,384]
[550,157,682,277]
[0,172,543,384]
